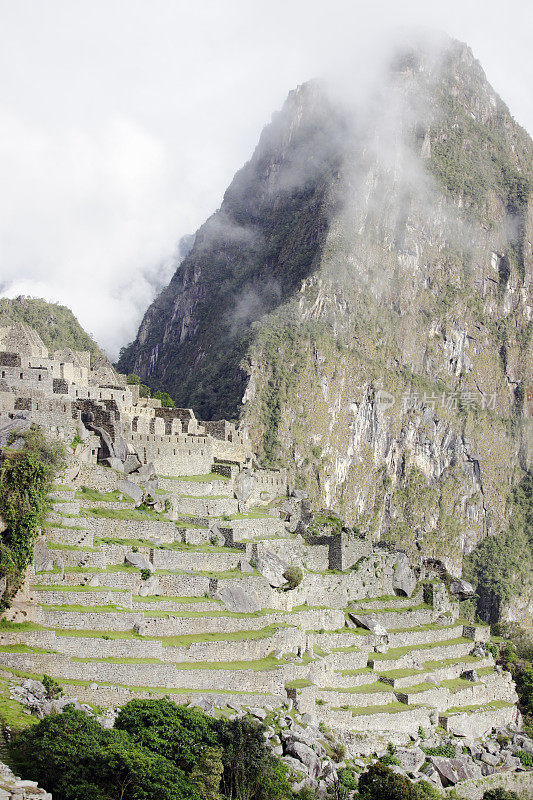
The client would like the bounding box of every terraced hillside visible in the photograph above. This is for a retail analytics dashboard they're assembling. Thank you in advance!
[0,464,519,745]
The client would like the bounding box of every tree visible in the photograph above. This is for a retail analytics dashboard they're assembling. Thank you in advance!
[0,426,64,603]
[9,706,198,800]
[153,390,175,408]
[215,716,291,800]
[115,698,217,773]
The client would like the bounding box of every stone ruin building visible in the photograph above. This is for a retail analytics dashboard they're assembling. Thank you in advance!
[0,322,529,797]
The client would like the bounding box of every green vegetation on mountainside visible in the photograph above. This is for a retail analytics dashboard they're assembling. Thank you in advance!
[464,472,533,622]
[0,296,105,360]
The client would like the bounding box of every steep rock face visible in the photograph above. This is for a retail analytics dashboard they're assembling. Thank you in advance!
[120,38,532,588]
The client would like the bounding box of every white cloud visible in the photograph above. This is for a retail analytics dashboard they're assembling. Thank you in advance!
[0,0,531,357]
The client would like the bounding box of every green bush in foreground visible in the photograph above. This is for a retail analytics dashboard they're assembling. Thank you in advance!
[9,699,293,800]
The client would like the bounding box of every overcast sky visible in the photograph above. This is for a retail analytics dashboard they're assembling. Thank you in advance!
[1,0,532,358]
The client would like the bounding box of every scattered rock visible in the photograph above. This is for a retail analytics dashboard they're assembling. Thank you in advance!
[249,707,267,720]
[396,747,425,772]
[285,741,321,779]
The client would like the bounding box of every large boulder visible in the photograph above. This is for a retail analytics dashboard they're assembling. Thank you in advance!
[256,549,289,588]
[235,470,257,503]
[215,585,261,613]
[138,575,160,597]
[392,553,416,597]
[104,457,125,472]
[0,414,32,449]
[33,537,54,573]
[285,741,321,779]
[125,552,154,572]
[117,479,144,505]
[449,579,475,599]
[123,454,142,474]
[429,757,482,786]
[396,747,425,772]
[347,613,387,637]
[144,479,159,499]
[137,462,156,480]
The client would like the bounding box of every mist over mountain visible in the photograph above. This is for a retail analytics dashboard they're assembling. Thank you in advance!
[118,35,533,619]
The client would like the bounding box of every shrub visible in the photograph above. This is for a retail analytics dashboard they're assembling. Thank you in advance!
[140,569,151,581]
[516,749,533,768]
[339,768,358,790]
[329,741,346,762]
[282,566,303,590]
[421,743,455,758]
[42,674,63,700]
[379,753,400,766]
[483,790,522,800]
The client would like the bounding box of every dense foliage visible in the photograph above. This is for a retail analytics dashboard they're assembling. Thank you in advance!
[464,472,533,621]
[0,426,64,604]
[10,700,293,800]
[494,624,533,735]
[126,375,175,407]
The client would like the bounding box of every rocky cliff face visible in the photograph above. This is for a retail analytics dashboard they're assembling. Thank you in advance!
[119,37,533,611]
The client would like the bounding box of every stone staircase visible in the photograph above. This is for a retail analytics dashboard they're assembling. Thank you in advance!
[0,471,519,740]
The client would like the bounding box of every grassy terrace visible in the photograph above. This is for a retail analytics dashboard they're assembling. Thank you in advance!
[330,701,414,716]
[376,667,422,680]
[48,624,288,646]
[33,584,126,593]
[444,700,515,714]
[161,473,229,482]
[76,488,133,503]
[0,666,273,697]
[320,682,392,694]
[398,682,439,695]
[338,667,374,677]
[440,677,482,692]
[132,595,219,605]
[71,655,288,671]
[82,507,168,522]
[370,637,472,660]
[0,644,56,655]
[421,654,484,670]
[348,603,431,614]
[41,604,305,619]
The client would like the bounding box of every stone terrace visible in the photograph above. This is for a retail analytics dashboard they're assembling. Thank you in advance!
[0,470,518,744]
